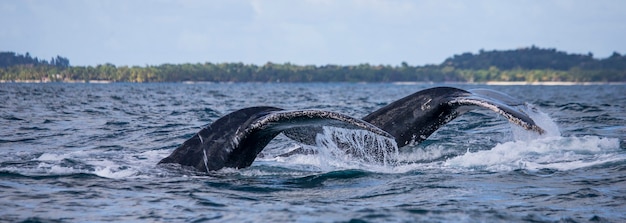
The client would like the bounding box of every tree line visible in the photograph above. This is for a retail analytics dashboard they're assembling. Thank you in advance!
[1,47,625,83]
[0,52,70,69]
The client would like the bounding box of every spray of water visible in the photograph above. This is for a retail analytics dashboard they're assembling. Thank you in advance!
[445,103,623,172]
[282,126,400,171]
[278,103,622,173]
[511,103,561,140]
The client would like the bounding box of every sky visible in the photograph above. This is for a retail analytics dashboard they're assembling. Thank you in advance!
[1,0,625,67]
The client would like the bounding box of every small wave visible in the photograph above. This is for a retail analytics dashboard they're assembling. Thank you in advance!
[1,148,173,179]
[18,126,50,131]
[92,165,139,179]
[284,169,372,188]
[105,121,130,126]
[0,138,37,143]
[1,115,24,121]
[444,136,622,172]
[0,170,100,180]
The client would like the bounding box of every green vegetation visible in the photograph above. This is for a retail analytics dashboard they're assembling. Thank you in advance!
[1,46,625,83]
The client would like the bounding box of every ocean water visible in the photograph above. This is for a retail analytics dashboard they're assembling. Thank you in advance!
[0,83,624,222]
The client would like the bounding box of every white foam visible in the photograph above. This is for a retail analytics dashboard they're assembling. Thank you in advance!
[44,164,79,175]
[26,148,173,178]
[395,145,457,163]
[36,153,70,161]
[93,166,138,179]
[444,136,621,171]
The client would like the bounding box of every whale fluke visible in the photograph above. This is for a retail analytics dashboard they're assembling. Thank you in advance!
[158,106,393,172]
[362,87,544,147]
[160,87,546,172]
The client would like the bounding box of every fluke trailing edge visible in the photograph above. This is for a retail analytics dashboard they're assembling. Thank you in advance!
[159,87,545,172]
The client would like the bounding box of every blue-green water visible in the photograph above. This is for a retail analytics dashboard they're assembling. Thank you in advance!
[1,83,625,222]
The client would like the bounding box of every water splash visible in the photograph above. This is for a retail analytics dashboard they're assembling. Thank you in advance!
[443,104,625,172]
[316,126,399,165]
[512,103,561,140]
[277,126,399,171]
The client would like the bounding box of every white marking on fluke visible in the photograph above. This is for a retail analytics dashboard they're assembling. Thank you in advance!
[203,149,210,173]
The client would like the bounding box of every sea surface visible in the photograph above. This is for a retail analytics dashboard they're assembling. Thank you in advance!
[1,83,624,222]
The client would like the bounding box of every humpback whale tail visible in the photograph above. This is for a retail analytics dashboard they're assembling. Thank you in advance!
[158,106,393,172]
[362,87,544,147]
[159,87,545,172]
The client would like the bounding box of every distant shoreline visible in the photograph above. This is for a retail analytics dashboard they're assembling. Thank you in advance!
[3,47,625,83]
